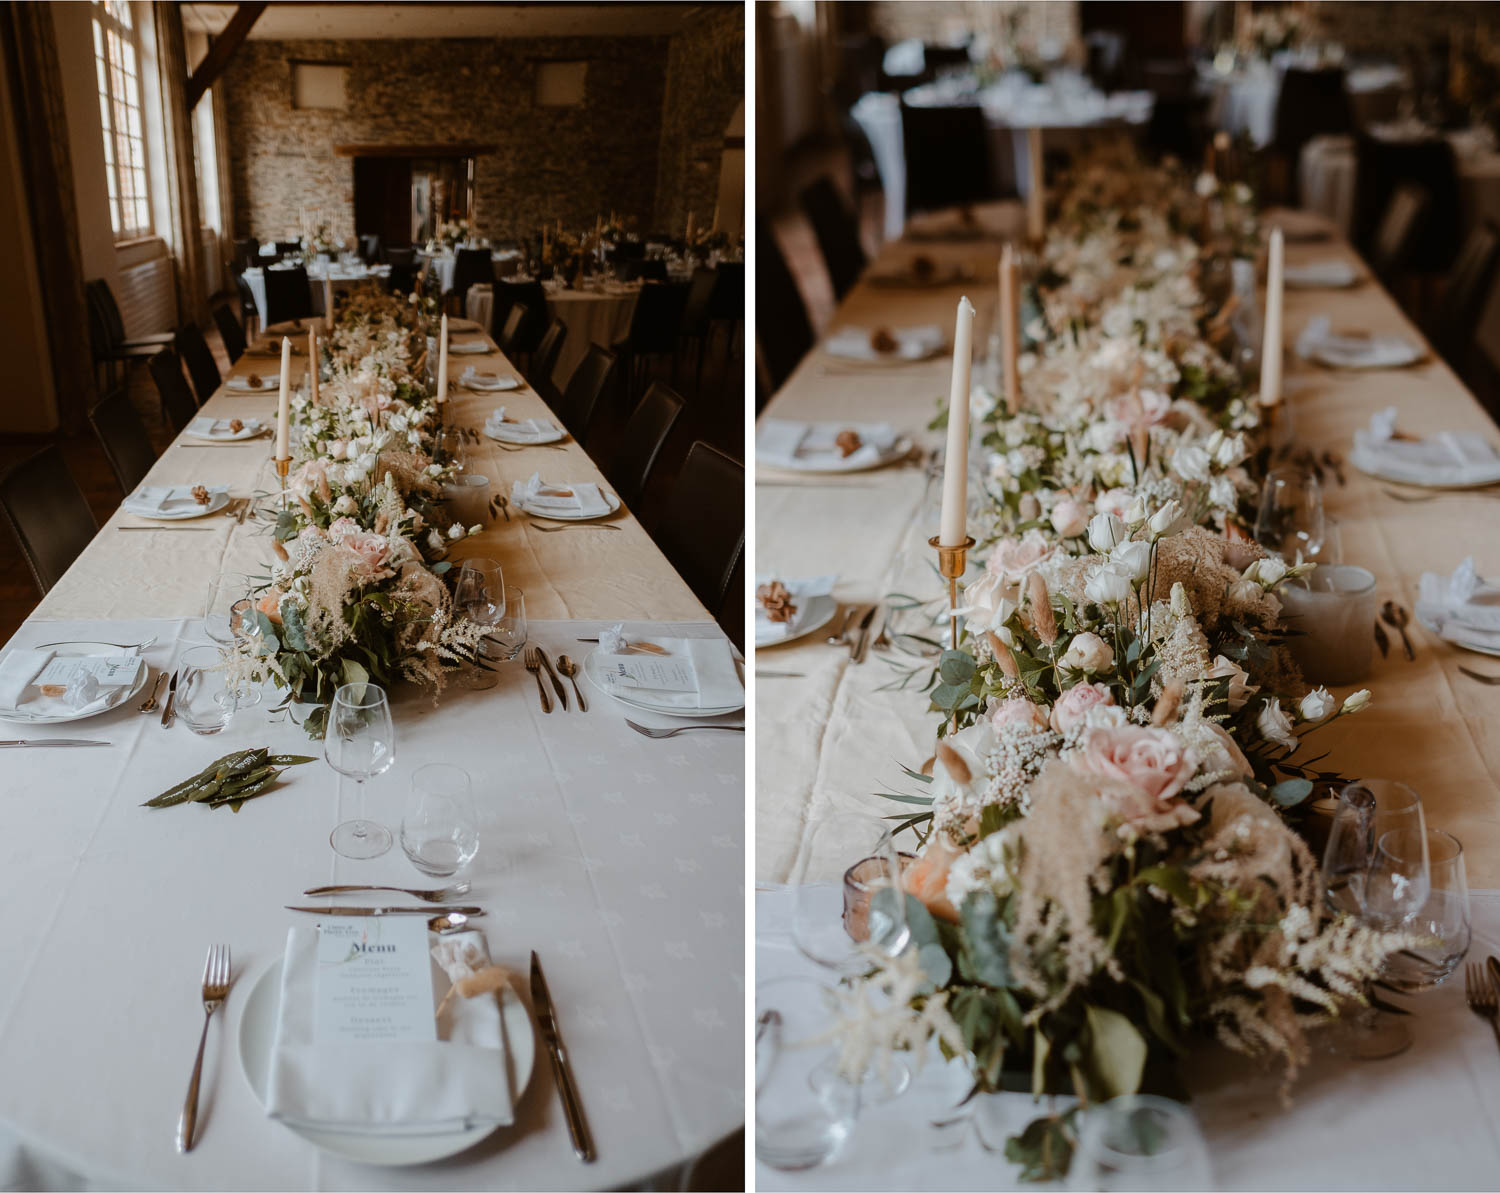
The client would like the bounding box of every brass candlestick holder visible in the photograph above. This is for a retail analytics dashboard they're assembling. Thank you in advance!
[275,456,290,510]
[929,534,975,653]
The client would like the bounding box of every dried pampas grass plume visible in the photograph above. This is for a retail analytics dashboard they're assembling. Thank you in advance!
[987,631,1020,680]
[935,741,971,785]
[1028,573,1058,645]
[1152,680,1184,727]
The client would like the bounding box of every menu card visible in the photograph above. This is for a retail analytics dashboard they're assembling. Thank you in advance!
[604,655,697,693]
[34,655,140,690]
[314,918,435,1045]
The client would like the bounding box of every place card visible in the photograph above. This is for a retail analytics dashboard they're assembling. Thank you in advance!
[314,918,436,1045]
[33,655,140,689]
[603,655,697,693]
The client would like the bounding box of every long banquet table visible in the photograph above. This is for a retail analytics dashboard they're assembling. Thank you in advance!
[0,320,743,1190]
[754,198,1500,1186]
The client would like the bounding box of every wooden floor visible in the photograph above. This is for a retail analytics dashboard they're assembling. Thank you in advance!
[0,298,746,647]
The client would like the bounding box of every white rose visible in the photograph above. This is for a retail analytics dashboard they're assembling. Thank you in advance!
[329,440,348,460]
[388,413,409,433]
[1172,444,1211,483]
[1147,499,1183,540]
[356,452,378,475]
[1060,631,1115,673]
[1228,576,1262,606]
[1300,687,1335,721]
[333,495,358,516]
[1213,433,1247,468]
[1087,513,1127,552]
[1124,495,1148,528]
[1110,540,1152,584]
[1342,689,1371,714]
[1208,476,1237,509]
[1256,698,1299,751]
[1244,557,1287,588]
[1084,564,1133,607]
[447,523,465,540]
[1207,654,1257,711]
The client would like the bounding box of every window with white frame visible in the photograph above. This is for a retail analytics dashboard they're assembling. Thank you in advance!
[93,0,152,240]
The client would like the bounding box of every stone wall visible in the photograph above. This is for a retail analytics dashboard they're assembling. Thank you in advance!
[222,35,673,242]
[654,4,744,237]
[1305,2,1500,58]
[867,1,1079,52]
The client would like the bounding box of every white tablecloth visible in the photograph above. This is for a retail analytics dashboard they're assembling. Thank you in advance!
[1203,61,1409,149]
[242,265,388,321]
[0,616,743,1191]
[467,287,640,392]
[421,250,523,295]
[756,885,1500,1191]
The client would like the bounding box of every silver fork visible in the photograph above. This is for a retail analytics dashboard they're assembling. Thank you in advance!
[530,519,621,533]
[177,943,231,1152]
[1460,666,1500,685]
[303,881,471,901]
[524,648,553,714]
[625,718,745,739]
[1466,963,1500,1055]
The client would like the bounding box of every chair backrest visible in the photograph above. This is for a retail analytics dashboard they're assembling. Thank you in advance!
[495,280,548,353]
[499,305,526,353]
[147,348,200,434]
[708,262,744,321]
[88,387,158,494]
[652,441,744,613]
[86,279,128,348]
[625,282,688,354]
[556,342,617,445]
[1273,68,1353,157]
[1431,220,1500,361]
[1370,182,1429,277]
[262,265,313,326]
[213,303,246,363]
[233,272,259,320]
[274,240,301,256]
[755,217,814,394]
[622,259,668,283]
[0,445,97,595]
[386,263,417,294]
[898,101,992,215]
[451,248,493,303]
[530,317,567,390]
[799,177,867,300]
[386,246,416,267]
[233,238,259,271]
[606,380,684,509]
[679,268,719,336]
[1355,133,1462,272]
[174,323,221,405]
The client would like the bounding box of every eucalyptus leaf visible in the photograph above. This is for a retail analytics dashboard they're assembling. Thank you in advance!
[1084,1004,1147,1099]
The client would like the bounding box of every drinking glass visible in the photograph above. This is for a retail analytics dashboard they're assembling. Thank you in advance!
[204,573,251,646]
[483,585,527,662]
[454,558,507,628]
[324,682,396,859]
[401,763,479,877]
[176,645,236,735]
[1254,467,1326,563]
[755,977,860,1171]
[793,813,911,977]
[436,426,468,472]
[1370,827,1470,992]
[1067,1095,1213,1192]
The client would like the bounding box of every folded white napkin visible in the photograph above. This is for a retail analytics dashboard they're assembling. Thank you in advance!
[1417,558,1500,645]
[188,416,260,439]
[599,636,743,708]
[265,924,514,1136]
[486,413,560,442]
[511,473,609,517]
[823,325,944,362]
[450,340,490,355]
[1350,407,1500,487]
[757,420,899,471]
[1296,316,1420,368]
[755,575,837,644]
[462,368,519,392]
[0,650,142,716]
[0,649,53,713]
[123,485,228,517]
[1284,261,1359,288]
[226,374,276,391]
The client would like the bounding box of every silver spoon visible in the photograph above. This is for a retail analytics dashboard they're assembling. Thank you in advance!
[825,607,856,646]
[556,654,588,711]
[138,671,168,713]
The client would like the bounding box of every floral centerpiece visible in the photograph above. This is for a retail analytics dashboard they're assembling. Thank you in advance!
[436,218,472,251]
[302,222,339,260]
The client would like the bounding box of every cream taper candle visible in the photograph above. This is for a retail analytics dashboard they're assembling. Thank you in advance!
[307,327,319,405]
[437,313,449,404]
[1026,128,1045,243]
[999,244,1020,412]
[275,336,292,460]
[323,276,334,332]
[1259,227,1284,407]
[939,296,976,547]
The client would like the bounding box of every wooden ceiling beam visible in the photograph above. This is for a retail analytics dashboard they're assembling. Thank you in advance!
[186,3,267,108]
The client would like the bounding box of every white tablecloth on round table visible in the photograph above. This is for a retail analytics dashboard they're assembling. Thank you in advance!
[467,286,640,391]
[420,250,523,294]
[755,885,1500,1191]
[242,264,388,320]
[1203,60,1409,148]
[0,616,743,1191]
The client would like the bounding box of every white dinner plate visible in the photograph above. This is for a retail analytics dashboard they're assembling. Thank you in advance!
[448,319,482,333]
[238,954,535,1167]
[755,593,838,649]
[0,642,150,724]
[1284,261,1361,289]
[124,489,232,521]
[463,374,523,393]
[759,435,913,475]
[485,421,566,445]
[582,647,745,718]
[517,490,620,520]
[1311,337,1424,370]
[450,341,492,355]
[226,374,279,393]
[187,418,263,441]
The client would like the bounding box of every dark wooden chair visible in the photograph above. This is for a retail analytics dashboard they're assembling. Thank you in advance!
[650,441,744,614]
[89,386,159,495]
[147,349,201,434]
[262,265,314,326]
[213,303,247,364]
[799,177,866,301]
[0,445,98,595]
[175,323,221,406]
[554,343,617,447]
[528,317,568,403]
[604,381,685,510]
[756,218,814,395]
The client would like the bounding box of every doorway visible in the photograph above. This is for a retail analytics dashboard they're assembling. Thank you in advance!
[352,154,478,248]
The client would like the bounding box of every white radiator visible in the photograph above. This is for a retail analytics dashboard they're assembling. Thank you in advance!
[116,253,177,339]
[199,227,222,298]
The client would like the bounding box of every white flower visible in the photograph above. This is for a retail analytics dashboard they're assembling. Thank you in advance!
[1228,576,1263,606]
[1087,513,1127,552]
[332,495,357,516]
[1147,499,1183,540]
[1213,433,1247,468]
[1342,689,1372,714]
[426,463,445,478]
[1061,631,1115,673]
[1300,687,1335,721]
[1256,698,1299,751]
[408,430,422,445]
[1195,171,1218,197]
[1085,564,1133,607]
[426,529,444,551]
[1124,495,1148,528]
[1173,444,1212,483]
[1207,654,1257,710]
[447,523,465,540]
[1244,557,1288,588]
[1208,476,1237,509]
[1110,540,1152,584]
[1170,582,1191,618]
[469,524,482,536]
[388,413,409,433]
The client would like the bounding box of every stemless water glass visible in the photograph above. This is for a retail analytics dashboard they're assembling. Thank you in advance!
[1254,466,1326,563]
[176,645,236,735]
[1067,1095,1214,1192]
[401,763,480,876]
[1370,827,1471,991]
[755,977,860,1171]
[323,682,396,859]
[793,813,911,976]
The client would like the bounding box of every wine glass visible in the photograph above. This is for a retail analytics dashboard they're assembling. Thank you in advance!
[1369,827,1470,992]
[1067,1095,1213,1192]
[323,682,395,859]
[454,558,506,628]
[1254,466,1326,563]
[203,573,251,647]
[401,763,479,877]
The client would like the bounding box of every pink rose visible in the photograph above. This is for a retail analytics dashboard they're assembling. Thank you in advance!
[1073,725,1200,836]
[903,835,963,924]
[343,530,394,582]
[1104,388,1171,432]
[988,530,1053,583]
[1050,498,1089,539]
[1094,488,1134,519]
[1049,682,1114,734]
[990,697,1050,733]
[327,517,362,542]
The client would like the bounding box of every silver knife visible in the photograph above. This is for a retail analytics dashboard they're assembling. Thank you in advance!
[0,739,112,748]
[284,905,485,916]
[160,670,179,728]
[849,605,878,662]
[855,604,887,664]
[531,951,595,1162]
[536,648,568,710]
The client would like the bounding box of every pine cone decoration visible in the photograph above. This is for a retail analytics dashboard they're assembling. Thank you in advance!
[834,429,863,458]
[191,485,210,506]
[756,580,798,624]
